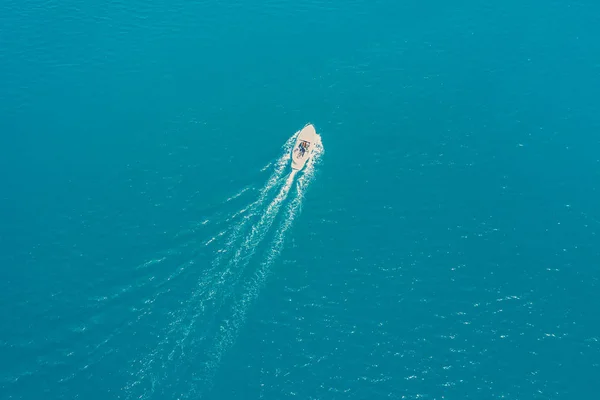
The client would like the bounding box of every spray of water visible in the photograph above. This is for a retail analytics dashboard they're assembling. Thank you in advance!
[196,136,324,395]
[170,135,298,344]
[124,131,308,400]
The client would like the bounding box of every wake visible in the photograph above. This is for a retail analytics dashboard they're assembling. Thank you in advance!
[124,130,323,400]
[199,143,323,393]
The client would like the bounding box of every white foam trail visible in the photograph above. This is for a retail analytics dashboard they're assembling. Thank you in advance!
[224,187,251,203]
[175,133,297,253]
[169,172,297,397]
[169,171,298,375]
[248,148,321,291]
[213,171,296,291]
[171,134,298,333]
[197,135,324,394]
[124,132,300,400]
[210,132,297,267]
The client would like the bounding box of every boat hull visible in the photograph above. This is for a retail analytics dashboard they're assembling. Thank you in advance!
[291,124,317,170]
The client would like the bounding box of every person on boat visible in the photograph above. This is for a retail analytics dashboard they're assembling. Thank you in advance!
[298,142,306,157]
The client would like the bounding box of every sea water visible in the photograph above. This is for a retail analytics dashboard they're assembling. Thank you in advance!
[1,1,599,399]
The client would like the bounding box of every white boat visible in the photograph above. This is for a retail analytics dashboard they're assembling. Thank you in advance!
[291,124,317,171]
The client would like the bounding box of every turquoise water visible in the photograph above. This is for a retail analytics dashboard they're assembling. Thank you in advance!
[2,1,600,399]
